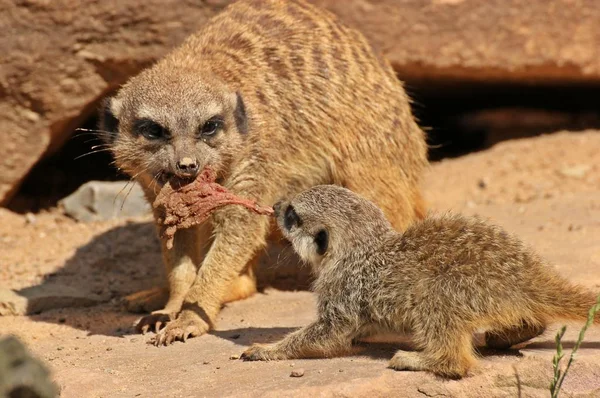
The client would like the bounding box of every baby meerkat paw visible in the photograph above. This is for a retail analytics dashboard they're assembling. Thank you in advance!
[241,344,289,361]
[388,350,425,372]
[152,310,209,346]
[388,351,467,379]
[135,309,178,335]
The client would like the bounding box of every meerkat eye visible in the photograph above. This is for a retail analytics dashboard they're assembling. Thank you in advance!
[199,117,224,137]
[133,118,168,140]
[284,205,301,230]
[314,229,328,255]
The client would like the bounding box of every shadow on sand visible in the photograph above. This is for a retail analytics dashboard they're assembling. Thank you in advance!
[8,220,312,338]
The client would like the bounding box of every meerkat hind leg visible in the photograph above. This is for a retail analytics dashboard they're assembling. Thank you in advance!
[485,320,546,350]
[390,329,476,379]
[124,287,169,314]
[222,265,257,304]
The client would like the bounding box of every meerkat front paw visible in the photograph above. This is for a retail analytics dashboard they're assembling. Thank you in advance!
[135,309,178,335]
[240,344,290,361]
[152,309,209,346]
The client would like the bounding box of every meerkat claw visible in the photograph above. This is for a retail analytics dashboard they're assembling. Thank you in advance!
[135,311,175,335]
[152,312,209,347]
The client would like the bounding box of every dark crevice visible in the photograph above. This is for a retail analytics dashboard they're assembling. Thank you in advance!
[8,109,128,214]
[405,80,600,161]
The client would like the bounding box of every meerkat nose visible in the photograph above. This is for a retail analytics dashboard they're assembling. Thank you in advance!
[176,157,200,177]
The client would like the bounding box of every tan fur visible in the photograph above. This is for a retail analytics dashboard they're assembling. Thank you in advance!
[102,0,428,343]
[241,185,599,379]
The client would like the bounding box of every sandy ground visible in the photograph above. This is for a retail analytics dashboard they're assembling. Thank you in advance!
[1,131,600,397]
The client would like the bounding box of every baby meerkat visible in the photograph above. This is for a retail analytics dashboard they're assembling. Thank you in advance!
[241,185,599,379]
[101,0,427,344]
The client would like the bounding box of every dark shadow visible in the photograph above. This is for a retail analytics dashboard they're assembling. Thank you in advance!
[7,220,312,337]
[211,327,299,346]
[405,81,600,161]
[213,326,599,364]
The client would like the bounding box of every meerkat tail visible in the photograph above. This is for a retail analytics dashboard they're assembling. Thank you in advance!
[540,280,600,324]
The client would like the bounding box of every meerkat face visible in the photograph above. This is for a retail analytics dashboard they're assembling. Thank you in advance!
[99,66,248,191]
[274,199,330,266]
[274,185,392,270]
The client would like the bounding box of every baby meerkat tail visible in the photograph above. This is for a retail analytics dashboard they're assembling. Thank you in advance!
[538,279,600,325]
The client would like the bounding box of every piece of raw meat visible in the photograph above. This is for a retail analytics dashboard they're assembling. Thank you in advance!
[153,167,273,249]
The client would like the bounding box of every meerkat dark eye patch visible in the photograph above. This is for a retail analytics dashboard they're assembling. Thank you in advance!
[284,205,302,230]
[314,229,328,255]
[199,116,224,137]
[133,118,168,140]
[234,91,248,135]
[98,98,119,143]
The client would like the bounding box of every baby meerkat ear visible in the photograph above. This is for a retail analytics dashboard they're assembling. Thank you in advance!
[98,97,121,144]
[233,91,248,135]
[314,229,329,256]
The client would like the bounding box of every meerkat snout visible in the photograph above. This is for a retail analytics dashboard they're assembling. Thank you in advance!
[272,201,284,218]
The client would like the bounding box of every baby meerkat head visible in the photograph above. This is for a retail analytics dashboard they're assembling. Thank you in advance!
[274,185,393,269]
[99,64,249,192]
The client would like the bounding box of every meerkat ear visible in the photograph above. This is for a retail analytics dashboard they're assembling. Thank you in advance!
[233,91,248,135]
[98,97,121,143]
[314,229,329,256]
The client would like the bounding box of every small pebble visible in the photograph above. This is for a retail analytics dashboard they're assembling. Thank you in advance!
[290,368,305,377]
[57,346,64,351]
[230,354,240,360]
[106,347,113,351]
[25,213,37,224]
[203,361,210,365]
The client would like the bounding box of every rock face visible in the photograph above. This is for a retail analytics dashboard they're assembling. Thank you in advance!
[319,0,600,85]
[59,180,150,222]
[1,0,600,205]
[0,285,102,316]
[0,0,231,206]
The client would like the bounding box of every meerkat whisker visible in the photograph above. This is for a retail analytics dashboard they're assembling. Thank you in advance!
[73,148,113,160]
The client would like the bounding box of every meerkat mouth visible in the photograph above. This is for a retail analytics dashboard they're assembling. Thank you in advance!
[157,172,195,187]
[156,170,225,187]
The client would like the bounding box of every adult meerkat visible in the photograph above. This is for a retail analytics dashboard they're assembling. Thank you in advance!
[100,0,427,344]
[241,185,599,379]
